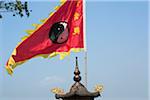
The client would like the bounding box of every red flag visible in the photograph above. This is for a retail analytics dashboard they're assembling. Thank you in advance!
[6,0,84,75]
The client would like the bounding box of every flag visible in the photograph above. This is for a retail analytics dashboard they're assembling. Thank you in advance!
[6,0,84,75]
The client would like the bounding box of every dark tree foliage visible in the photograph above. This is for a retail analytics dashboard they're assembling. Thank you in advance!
[0,0,32,18]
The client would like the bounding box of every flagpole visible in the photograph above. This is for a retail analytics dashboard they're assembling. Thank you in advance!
[83,0,87,87]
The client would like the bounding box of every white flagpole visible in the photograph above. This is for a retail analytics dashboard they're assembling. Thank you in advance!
[83,0,87,87]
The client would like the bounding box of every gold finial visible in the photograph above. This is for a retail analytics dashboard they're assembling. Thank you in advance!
[73,57,81,82]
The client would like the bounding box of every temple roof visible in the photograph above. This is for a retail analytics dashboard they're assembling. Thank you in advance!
[55,57,100,99]
[56,82,100,99]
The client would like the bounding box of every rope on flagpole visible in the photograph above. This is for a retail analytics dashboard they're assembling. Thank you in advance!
[84,51,87,87]
[83,0,87,87]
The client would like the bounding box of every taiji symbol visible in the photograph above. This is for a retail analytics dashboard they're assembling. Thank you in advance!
[49,21,69,44]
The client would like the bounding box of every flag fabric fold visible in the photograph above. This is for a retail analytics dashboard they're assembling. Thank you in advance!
[6,0,84,75]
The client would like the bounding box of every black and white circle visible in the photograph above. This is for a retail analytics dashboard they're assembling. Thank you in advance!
[49,21,69,44]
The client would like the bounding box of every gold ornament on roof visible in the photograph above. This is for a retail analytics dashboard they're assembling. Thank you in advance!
[51,87,64,94]
[94,84,104,93]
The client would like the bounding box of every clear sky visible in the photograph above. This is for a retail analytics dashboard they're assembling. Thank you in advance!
[0,0,148,100]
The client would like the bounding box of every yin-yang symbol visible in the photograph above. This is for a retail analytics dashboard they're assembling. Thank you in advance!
[49,21,69,44]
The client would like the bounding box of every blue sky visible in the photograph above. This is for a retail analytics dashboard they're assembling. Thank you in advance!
[0,0,149,100]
